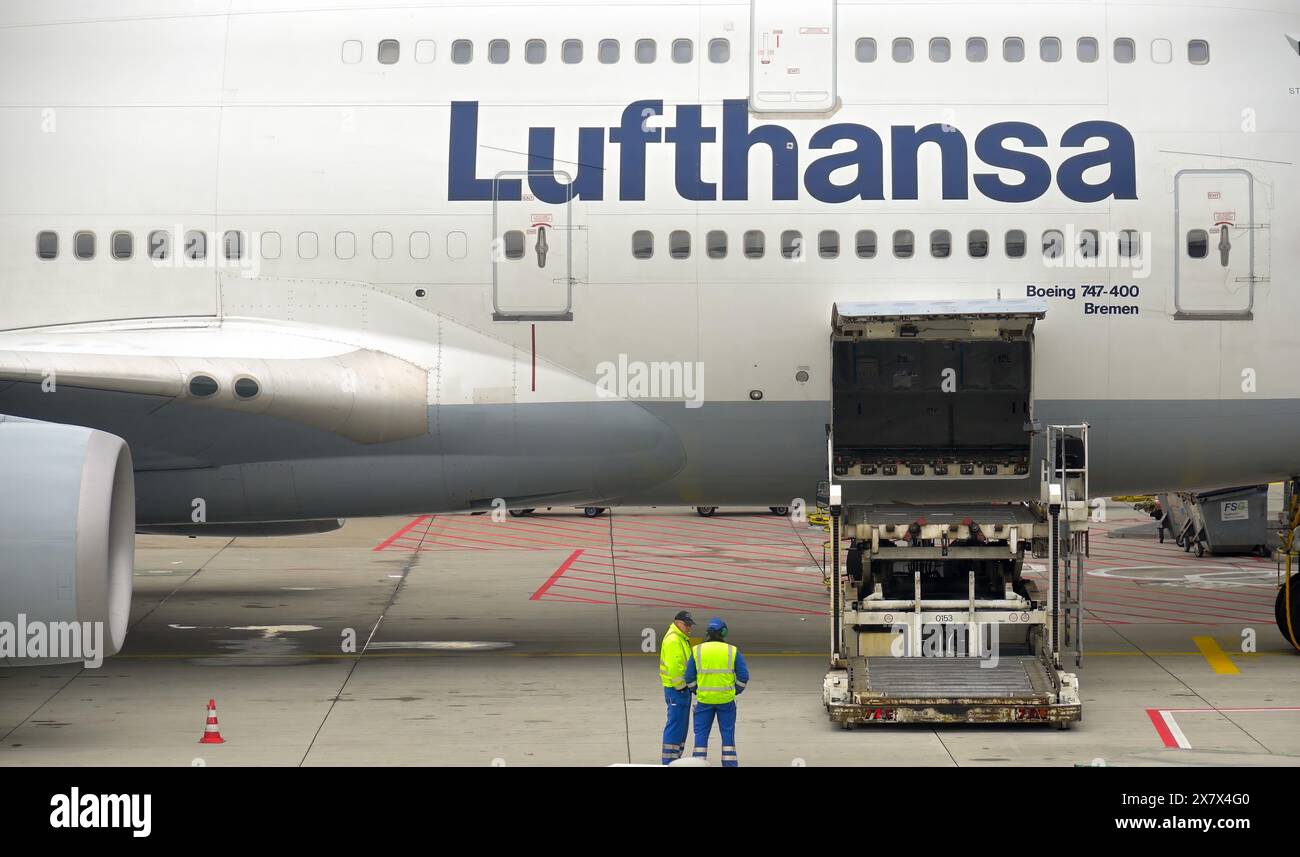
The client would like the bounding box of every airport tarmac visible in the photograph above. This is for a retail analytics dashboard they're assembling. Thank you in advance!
[2,502,1298,767]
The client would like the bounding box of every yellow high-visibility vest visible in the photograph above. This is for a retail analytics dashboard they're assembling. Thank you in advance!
[659,624,691,689]
[692,641,738,704]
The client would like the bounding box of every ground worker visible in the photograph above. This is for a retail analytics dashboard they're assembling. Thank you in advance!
[683,617,749,767]
[658,610,695,764]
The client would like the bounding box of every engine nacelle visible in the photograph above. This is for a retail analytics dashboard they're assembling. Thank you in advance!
[0,418,134,666]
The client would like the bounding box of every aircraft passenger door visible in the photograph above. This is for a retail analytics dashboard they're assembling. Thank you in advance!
[749,0,837,113]
[1174,169,1255,320]
[492,170,577,321]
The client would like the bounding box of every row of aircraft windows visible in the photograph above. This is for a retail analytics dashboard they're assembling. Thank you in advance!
[604,228,1161,261]
[33,227,1223,263]
[341,35,1210,67]
[855,36,1210,65]
[34,229,455,261]
[343,37,732,65]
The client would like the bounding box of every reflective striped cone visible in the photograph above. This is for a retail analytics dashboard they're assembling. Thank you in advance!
[199,698,225,744]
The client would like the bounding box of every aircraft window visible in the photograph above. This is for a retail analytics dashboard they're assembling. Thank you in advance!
[341,40,362,64]
[563,39,583,63]
[148,230,170,260]
[743,230,765,259]
[378,39,400,64]
[1118,229,1141,259]
[1151,38,1172,63]
[892,38,914,62]
[855,38,876,62]
[709,38,730,63]
[1005,229,1026,258]
[1188,40,1209,64]
[260,231,281,260]
[1040,37,1061,62]
[297,231,318,259]
[966,37,988,62]
[74,231,95,260]
[855,229,877,258]
[632,230,654,259]
[1077,37,1099,62]
[1042,229,1064,260]
[1114,38,1135,63]
[373,231,393,260]
[526,39,546,64]
[223,230,244,260]
[415,40,436,63]
[36,230,57,260]
[489,39,509,64]
[893,229,914,259]
[1003,37,1025,62]
[503,230,525,260]
[334,231,355,259]
[446,231,467,260]
[673,39,693,63]
[819,230,839,259]
[636,39,656,63]
[669,230,691,259]
[780,230,803,260]
[1187,229,1209,259]
[409,231,430,259]
[599,39,620,63]
[929,38,950,63]
[184,229,206,260]
[1078,229,1099,259]
[452,40,472,64]
[706,230,727,258]
[111,231,133,260]
[968,229,989,258]
[930,229,951,258]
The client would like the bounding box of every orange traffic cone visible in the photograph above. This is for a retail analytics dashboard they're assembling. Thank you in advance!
[199,698,225,744]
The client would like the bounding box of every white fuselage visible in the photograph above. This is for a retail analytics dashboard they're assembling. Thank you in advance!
[1,0,1298,521]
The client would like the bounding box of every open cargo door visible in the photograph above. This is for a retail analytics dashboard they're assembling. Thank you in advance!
[830,299,1047,495]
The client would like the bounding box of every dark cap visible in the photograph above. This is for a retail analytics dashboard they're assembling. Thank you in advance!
[674,611,695,626]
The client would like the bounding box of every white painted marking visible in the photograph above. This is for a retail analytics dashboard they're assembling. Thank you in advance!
[1161,710,1192,749]
[367,641,516,651]
[229,625,321,638]
[1088,565,1274,590]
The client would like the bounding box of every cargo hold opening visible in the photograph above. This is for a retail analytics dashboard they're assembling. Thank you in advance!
[830,299,1047,480]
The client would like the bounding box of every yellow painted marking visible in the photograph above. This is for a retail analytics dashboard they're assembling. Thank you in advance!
[1192,636,1240,674]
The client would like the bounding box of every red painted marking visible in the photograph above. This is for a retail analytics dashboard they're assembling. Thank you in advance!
[566,557,825,606]
[530,548,584,600]
[554,568,820,613]
[1147,708,1179,748]
[572,551,822,588]
[373,515,432,551]
[531,324,536,392]
[544,581,809,614]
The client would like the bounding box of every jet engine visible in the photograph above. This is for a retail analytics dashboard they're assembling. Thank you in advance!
[0,417,134,665]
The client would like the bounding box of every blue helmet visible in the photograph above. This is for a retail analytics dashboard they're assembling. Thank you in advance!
[707,617,728,637]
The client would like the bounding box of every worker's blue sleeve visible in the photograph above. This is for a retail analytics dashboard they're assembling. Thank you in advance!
[734,650,750,694]
[683,651,698,691]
